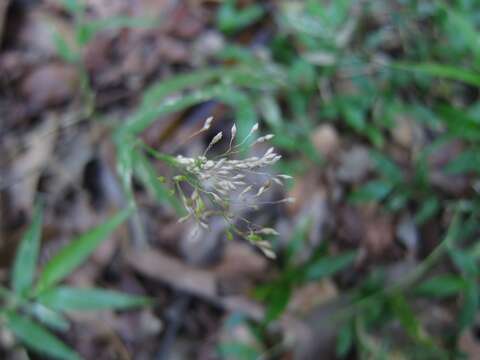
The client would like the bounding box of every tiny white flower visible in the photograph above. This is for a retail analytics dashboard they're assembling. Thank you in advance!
[277,174,293,179]
[202,116,213,130]
[210,131,223,146]
[239,185,253,197]
[257,228,280,236]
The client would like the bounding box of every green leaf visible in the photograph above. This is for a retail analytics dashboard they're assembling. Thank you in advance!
[217,0,264,34]
[369,151,404,183]
[141,66,281,110]
[442,6,480,61]
[389,293,424,341]
[5,312,81,360]
[123,85,228,135]
[415,197,440,225]
[121,66,283,137]
[449,249,478,277]
[142,68,223,107]
[35,208,131,294]
[336,322,353,358]
[12,201,43,296]
[458,277,479,331]
[52,32,79,63]
[288,59,317,89]
[343,105,366,131]
[75,23,93,46]
[364,125,385,148]
[38,286,150,311]
[304,251,357,281]
[437,105,480,141]
[29,303,70,331]
[87,16,157,35]
[349,180,393,203]
[264,282,292,323]
[76,16,156,45]
[445,149,480,174]
[220,65,285,90]
[414,274,466,298]
[394,62,480,87]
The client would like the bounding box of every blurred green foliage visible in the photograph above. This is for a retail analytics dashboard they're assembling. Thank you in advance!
[209,0,480,358]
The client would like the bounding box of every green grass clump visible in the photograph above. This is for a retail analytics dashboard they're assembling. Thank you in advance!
[1,203,149,359]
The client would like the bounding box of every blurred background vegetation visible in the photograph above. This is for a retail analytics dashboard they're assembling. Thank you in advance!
[1,0,480,359]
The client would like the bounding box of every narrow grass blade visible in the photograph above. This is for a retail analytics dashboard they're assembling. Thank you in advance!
[369,151,404,183]
[415,197,440,225]
[29,303,70,331]
[458,277,479,331]
[123,68,284,136]
[389,293,427,343]
[35,208,131,294]
[414,274,466,298]
[11,201,43,296]
[38,286,151,311]
[77,16,157,45]
[142,68,223,107]
[122,85,228,135]
[349,179,393,204]
[393,62,480,87]
[141,66,282,109]
[5,312,81,360]
[217,0,264,33]
[437,104,480,141]
[336,322,353,358]
[52,31,79,63]
[445,150,480,174]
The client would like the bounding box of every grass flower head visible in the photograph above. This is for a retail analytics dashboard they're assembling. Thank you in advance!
[171,118,294,258]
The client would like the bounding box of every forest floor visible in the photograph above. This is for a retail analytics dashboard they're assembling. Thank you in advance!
[1,1,480,359]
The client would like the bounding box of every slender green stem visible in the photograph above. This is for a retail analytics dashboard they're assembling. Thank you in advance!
[391,210,460,291]
[136,140,179,167]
